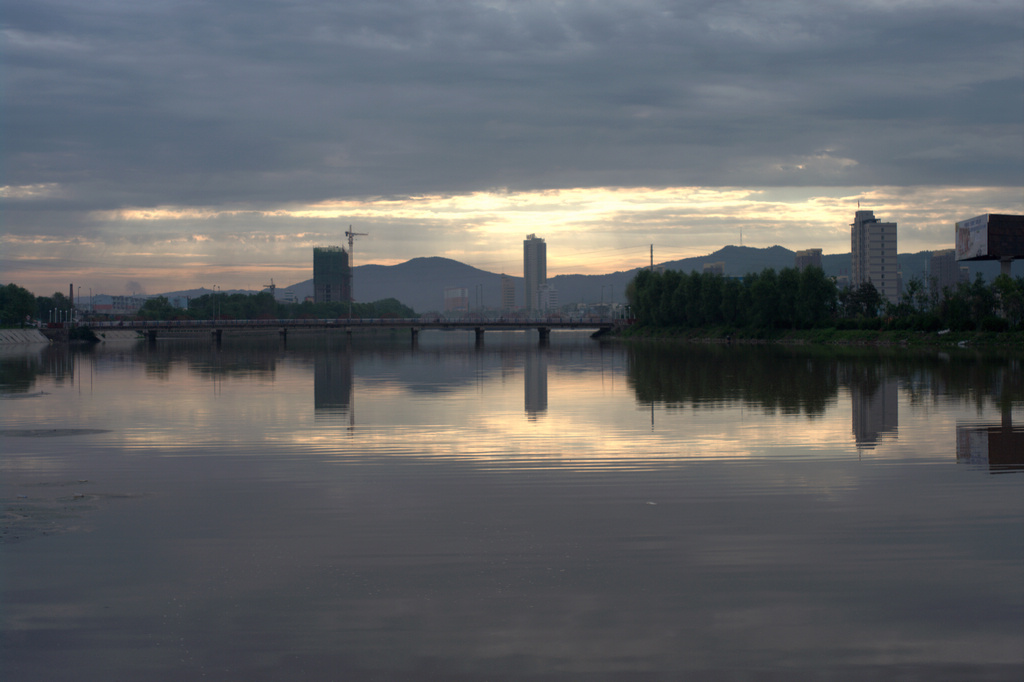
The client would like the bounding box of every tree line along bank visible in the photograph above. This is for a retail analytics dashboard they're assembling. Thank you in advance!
[0,285,415,327]
[624,266,1024,334]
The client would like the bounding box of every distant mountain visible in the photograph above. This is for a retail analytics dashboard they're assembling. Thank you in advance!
[153,286,252,300]
[281,257,512,313]
[659,244,796,277]
[159,247,1021,314]
[653,244,1016,287]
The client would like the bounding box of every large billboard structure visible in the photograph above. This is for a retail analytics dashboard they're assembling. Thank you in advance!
[955,214,1024,275]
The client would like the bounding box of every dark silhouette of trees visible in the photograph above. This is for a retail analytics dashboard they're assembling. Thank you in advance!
[2,283,417,326]
[626,267,1024,333]
[33,291,73,322]
[181,292,415,320]
[0,284,36,326]
[139,296,179,320]
[994,274,1024,329]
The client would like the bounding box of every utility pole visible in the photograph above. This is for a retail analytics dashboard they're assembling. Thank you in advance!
[345,226,368,319]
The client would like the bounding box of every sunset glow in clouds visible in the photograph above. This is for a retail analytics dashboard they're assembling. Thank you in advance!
[3,0,1021,295]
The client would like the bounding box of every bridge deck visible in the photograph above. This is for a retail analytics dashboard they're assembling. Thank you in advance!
[91,317,625,332]
[92,315,626,333]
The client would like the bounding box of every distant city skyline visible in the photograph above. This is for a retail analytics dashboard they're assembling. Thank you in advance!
[3,1,1021,295]
[6,190,1022,298]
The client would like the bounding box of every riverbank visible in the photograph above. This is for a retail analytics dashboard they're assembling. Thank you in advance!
[620,325,1024,349]
[0,329,49,345]
[0,328,142,345]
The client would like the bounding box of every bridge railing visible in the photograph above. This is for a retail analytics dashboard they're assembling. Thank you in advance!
[91,317,624,328]
[89,316,630,330]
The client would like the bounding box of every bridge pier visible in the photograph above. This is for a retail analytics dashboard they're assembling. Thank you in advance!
[475,327,485,346]
[212,328,222,347]
[537,327,550,345]
[279,327,287,342]
[410,327,419,348]
[147,329,158,346]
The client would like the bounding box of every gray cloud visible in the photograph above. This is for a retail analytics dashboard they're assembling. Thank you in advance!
[2,0,1022,294]
[5,0,1022,213]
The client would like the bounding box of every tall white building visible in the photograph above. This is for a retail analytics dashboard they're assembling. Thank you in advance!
[523,234,547,313]
[851,210,898,304]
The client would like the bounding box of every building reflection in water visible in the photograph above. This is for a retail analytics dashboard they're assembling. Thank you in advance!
[851,378,898,448]
[314,351,353,424]
[957,415,1024,472]
[524,351,548,419]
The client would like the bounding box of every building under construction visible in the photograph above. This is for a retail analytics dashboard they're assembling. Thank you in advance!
[313,246,351,304]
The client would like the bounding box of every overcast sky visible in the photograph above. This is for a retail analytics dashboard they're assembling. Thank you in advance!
[3,0,1022,296]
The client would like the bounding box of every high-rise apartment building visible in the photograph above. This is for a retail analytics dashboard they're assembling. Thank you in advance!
[313,246,351,304]
[851,210,898,304]
[523,234,546,312]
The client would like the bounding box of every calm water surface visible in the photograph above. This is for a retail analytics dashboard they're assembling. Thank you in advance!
[2,331,1022,681]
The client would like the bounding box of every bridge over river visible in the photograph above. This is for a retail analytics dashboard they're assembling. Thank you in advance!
[90,317,629,345]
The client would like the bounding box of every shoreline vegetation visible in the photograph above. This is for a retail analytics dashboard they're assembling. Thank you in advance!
[619,325,1024,350]
[623,265,1024,350]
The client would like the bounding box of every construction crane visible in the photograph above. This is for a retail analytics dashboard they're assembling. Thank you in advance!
[344,226,368,318]
[345,226,368,268]
[263,279,276,297]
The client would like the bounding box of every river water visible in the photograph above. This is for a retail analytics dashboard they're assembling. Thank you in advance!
[2,331,1022,681]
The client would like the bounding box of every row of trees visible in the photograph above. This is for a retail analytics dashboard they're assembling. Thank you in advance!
[626,267,1024,332]
[138,292,416,320]
[0,284,76,326]
[0,284,416,327]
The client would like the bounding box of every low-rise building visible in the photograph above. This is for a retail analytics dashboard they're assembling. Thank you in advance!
[795,249,823,270]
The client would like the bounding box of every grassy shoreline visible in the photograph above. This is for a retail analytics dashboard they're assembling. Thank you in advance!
[619,325,1024,349]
